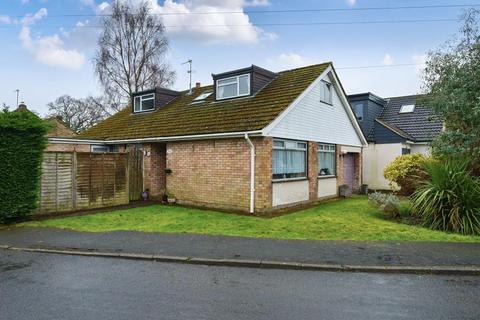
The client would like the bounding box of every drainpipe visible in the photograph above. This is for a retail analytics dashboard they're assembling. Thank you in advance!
[244,133,255,214]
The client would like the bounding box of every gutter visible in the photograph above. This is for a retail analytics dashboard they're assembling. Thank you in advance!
[49,130,264,145]
[244,133,255,214]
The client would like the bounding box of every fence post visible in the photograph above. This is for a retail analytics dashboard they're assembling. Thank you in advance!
[72,151,77,210]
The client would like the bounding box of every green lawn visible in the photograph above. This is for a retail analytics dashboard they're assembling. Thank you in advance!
[21,196,480,242]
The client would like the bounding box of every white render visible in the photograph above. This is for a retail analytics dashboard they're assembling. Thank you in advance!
[272,180,309,207]
[364,142,432,190]
[317,177,338,198]
[264,67,366,147]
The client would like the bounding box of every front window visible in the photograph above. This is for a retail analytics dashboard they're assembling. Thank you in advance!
[318,143,336,177]
[272,139,307,180]
[91,145,119,153]
[320,81,332,104]
[216,74,250,100]
[133,93,155,112]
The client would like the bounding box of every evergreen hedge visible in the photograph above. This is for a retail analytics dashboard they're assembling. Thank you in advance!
[0,109,49,223]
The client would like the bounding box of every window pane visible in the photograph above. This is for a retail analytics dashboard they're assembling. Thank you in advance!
[353,103,363,121]
[134,97,141,111]
[286,150,305,174]
[239,75,250,95]
[273,140,284,148]
[318,151,335,176]
[218,77,237,86]
[218,83,237,99]
[272,144,306,179]
[141,98,155,111]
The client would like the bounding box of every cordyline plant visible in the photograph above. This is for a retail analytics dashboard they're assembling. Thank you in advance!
[410,159,480,236]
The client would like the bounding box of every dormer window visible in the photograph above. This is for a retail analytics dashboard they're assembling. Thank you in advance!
[399,104,415,113]
[134,93,155,113]
[216,74,250,100]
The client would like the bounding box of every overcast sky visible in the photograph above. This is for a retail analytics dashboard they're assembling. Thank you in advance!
[0,0,476,115]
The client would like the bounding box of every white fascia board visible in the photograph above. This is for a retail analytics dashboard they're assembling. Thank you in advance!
[48,130,264,145]
[262,64,368,147]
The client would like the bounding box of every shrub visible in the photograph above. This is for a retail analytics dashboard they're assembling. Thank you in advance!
[410,159,480,235]
[383,154,429,196]
[368,192,401,219]
[0,109,49,223]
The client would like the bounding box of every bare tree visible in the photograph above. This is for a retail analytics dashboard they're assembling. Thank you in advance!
[47,95,108,133]
[94,0,175,104]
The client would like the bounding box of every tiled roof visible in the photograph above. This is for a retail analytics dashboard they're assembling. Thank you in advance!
[79,63,331,140]
[378,95,442,142]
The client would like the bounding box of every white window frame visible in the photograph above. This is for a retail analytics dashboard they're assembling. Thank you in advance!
[272,139,307,181]
[216,73,251,100]
[318,143,336,177]
[399,104,415,113]
[134,93,155,113]
[320,80,332,105]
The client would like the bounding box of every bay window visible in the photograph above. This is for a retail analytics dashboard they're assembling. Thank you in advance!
[272,139,307,180]
[318,143,336,177]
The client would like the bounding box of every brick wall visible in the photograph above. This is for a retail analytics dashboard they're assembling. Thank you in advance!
[165,137,272,213]
[46,143,90,152]
[143,143,166,199]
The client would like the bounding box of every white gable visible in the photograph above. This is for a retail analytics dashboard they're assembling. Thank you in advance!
[264,66,366,147]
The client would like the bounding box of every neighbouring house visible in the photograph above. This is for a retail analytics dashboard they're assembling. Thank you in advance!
[45,116,91,152]
[49,63,367,214]
[347,93,443,190]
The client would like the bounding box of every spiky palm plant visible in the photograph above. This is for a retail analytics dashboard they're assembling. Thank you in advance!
[410,159,480,235]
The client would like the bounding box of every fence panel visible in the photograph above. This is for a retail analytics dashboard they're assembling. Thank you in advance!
[38,151,129,214]
[39,152,74,213]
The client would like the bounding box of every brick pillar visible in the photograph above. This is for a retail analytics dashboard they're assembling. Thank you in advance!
[336,146,344,188]
[308,142,318,200]
[353,152,362,192]
[254,137,273,213]
[143,143,166,200]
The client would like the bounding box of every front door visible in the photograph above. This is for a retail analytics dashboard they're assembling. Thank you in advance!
[343,153,355,195]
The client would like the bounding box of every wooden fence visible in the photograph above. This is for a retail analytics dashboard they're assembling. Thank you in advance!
[38,151,132,214]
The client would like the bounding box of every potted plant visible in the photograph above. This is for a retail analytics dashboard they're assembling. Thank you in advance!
[338,184,350,197]
[164,190,176,204]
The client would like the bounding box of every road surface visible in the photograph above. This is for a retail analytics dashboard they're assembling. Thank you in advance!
[1,250,479,320]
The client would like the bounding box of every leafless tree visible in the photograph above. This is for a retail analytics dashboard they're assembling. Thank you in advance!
[47,95,108,133]
[94,0,175,104]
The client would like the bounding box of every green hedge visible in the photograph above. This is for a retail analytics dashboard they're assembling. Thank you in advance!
[0,109,49,223]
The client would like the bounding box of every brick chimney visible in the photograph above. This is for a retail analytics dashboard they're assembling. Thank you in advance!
[195,82,201,89]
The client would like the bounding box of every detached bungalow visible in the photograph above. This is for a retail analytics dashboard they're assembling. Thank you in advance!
[50,63,367,214]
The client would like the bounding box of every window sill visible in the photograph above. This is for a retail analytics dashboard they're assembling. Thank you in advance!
[272,177,308,183]
[320,100,333,106]
[318,175,336,179]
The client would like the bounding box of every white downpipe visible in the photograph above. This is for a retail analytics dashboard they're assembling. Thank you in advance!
[244,133,255,214]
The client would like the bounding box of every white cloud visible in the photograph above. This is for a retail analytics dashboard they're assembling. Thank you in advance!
[123,0,275,44]
[267,53,312,70]
[346,0,357,6]
[382,53,394,66]
[19,8,85,70]
[0,15,11,24]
